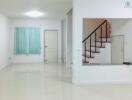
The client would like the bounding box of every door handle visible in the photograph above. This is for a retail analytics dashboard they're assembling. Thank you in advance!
[45,46,48,48]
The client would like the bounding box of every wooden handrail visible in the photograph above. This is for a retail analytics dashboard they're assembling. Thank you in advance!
[83,20,107,43]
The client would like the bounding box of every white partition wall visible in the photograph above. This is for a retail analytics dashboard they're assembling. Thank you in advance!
[66,9,73,67]
[0,14,9,69]
[73,0,132,84]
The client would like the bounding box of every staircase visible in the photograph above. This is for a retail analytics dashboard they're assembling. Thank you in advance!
[82,20,111,64]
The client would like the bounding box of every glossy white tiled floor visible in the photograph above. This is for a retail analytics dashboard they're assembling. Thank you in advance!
[0,64,132,100]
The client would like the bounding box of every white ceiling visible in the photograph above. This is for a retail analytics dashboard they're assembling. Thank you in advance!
[0,0,72,19]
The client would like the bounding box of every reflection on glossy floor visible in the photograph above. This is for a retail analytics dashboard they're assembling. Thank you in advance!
[0,64,132,100]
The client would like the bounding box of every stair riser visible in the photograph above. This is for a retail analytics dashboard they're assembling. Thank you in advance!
[95,42,105,45]
[83,44,104,50]
[82,57,89,63]
[83,51,94,56]
[96,38,111,42]
[84,47,100,52]
[83,54,94,58]
[91,42,105,47]
[84,46,101,50]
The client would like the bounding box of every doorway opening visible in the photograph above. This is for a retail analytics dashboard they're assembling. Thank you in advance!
[112,35,124,64]
[44,30,58,64]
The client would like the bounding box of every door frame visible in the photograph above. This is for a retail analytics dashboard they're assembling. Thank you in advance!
[44,30,58,64]
[111,35,125,64]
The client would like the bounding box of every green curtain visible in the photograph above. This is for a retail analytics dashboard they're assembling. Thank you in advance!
[29,28,40,54]
[15,27,40,55]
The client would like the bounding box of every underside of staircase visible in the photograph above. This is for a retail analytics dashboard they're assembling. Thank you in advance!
[82,20,111,64]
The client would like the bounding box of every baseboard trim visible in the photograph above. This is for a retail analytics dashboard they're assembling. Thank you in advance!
[72,80,132,85]
[0,63,10,70]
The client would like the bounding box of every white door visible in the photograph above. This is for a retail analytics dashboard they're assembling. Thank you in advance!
[44,30,58,64]
[112,36,124,64]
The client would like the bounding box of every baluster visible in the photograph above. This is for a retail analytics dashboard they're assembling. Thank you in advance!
[106,21,108,42]
[90,36,92,57]
[101,26,103,47]
[95,32,96,52]
[85,42,87,62]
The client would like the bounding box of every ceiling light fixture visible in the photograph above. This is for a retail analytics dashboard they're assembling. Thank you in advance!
[24,10,44,18]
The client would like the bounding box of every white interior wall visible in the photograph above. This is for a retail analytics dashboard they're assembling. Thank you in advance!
[61,19,67,64]
[73,0,132,84]
[10,19,62,64]
[0,14,9,69]
[108,19,132,63]
[66,10,73,67]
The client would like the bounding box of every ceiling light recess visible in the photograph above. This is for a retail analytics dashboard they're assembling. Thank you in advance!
[24,10,44,18]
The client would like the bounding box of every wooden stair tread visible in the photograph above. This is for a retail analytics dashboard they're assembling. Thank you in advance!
[85,50,100,53]
[91,45,105,48]
[82,59,89,63]
[82,54,94,58]
[83,61,89,63]
[95,41,111,43]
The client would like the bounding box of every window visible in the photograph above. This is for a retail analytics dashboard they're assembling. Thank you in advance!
[14,27,41,55]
